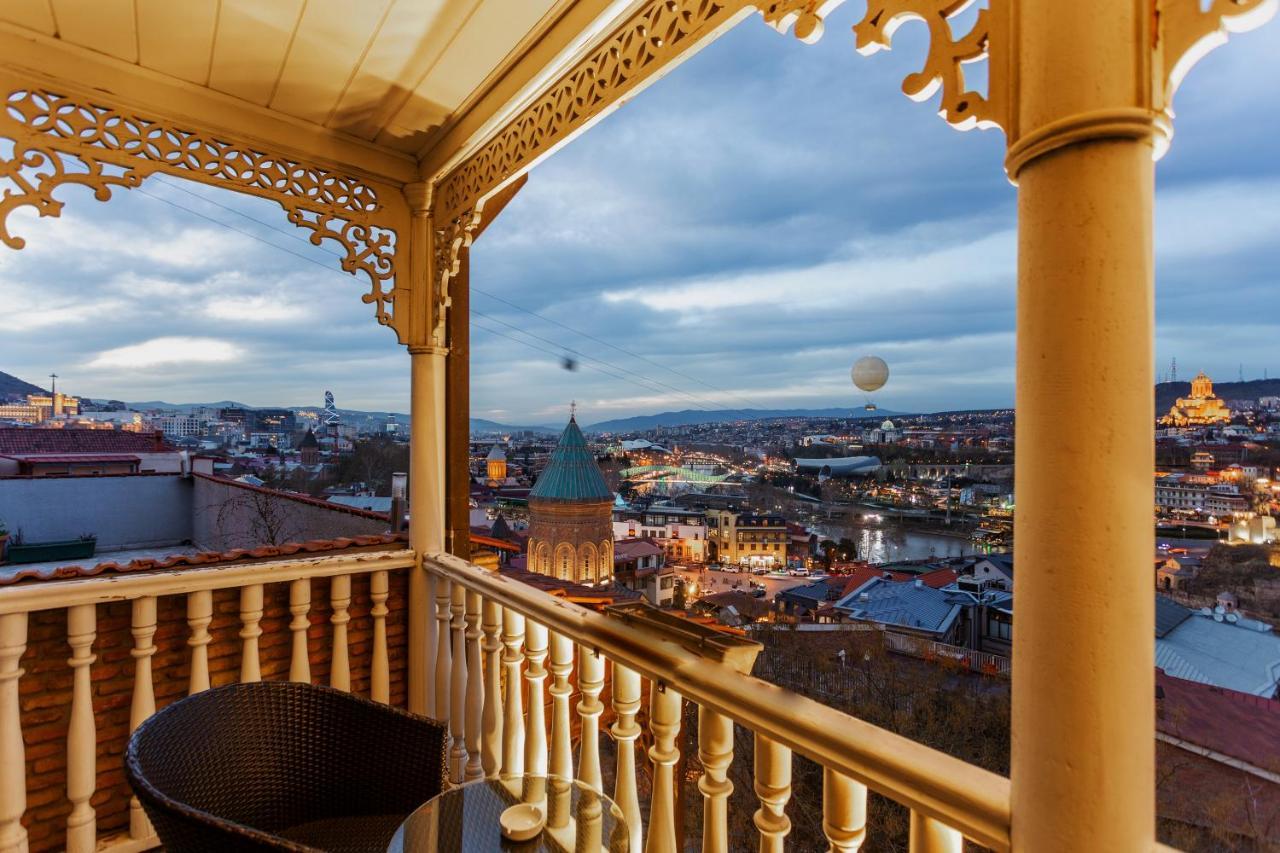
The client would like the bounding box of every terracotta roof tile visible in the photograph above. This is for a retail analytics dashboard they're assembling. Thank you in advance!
[0,533,411,586]
[0,427,170,454]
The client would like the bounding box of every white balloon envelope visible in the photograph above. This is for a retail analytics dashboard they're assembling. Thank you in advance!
[851,356,889,393]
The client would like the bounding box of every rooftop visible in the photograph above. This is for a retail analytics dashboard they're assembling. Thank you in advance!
[834,576,964,636]
[528,417,613,504]
[1155,596,1280,697]
[0,427,169,455]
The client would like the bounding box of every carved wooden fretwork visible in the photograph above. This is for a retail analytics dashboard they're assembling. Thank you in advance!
[0,87,406,335]
[1157,0,1276,109]
[434,0,848,226]
[429,0,848,339]
[853,1,1007,132]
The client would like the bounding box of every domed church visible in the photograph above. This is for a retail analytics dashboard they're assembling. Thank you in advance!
[526,413,614,585]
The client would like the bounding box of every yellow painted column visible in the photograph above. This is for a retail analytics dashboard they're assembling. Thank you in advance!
[410,344,446,714]
[1011,2,1156,849]
[405,180,448,715]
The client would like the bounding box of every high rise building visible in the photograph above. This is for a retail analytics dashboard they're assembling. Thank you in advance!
[525,415,613,585]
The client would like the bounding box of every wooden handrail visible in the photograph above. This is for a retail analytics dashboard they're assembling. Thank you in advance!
[0,550,415,615]
[427,553,1012,850]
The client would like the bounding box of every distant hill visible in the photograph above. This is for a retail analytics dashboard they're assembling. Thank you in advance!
[1155,378,1280,412]
[470,418,558,435]
[584,407,910,433]
[0,370,46,400]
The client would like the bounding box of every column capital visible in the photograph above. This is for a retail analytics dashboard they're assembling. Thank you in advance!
[404,181,432,214]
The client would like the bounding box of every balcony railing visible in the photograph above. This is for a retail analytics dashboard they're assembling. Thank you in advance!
[0,549,414,853]
[0,549,1015,852]
[424,553,1011,852]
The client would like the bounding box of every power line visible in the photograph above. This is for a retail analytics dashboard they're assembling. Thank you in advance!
[135,181,714,408]
[471,289,768,410]
[471,308,715,410]
[147,175,756,409]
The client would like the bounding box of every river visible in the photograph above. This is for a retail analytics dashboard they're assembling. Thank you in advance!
[810,521,985,564]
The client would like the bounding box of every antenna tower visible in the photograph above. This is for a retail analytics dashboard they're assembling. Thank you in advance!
[1239,363,1244,382]
[1170,357,1176,384]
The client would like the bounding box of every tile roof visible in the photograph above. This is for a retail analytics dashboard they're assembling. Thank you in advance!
[1,453,141,463]
[0,427,170,454]
[529,417,613,503]
[0,533,411,586]
[613,539,665,560]
[498,566,642,605]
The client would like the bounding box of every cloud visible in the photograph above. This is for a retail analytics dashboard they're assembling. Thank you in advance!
[87,337,243,369]
[1,9,1277,420]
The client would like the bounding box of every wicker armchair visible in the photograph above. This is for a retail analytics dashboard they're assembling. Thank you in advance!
[125,681,448,852]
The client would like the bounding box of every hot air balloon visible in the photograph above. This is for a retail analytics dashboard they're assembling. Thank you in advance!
[851,356,889,411]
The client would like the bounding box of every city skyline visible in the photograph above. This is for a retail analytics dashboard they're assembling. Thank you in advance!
[2,7,1278,423]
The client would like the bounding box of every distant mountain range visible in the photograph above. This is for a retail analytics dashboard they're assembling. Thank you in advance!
[582,407,909,434]
[1155,378,1280,412]
[0,370,46,399]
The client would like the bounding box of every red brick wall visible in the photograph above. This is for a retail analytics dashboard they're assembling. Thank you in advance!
[18,568,410,852]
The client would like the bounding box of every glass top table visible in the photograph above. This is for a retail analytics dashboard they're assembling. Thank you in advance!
[387,775,630,852]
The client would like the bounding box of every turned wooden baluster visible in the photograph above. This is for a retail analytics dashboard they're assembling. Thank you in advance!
[463,591,484,781]
[186,590,212,694]
[547,631,574,784]
[824,768,868,852]
[576,645,605,792]
[330,575,352,691]
[480,599,503,778]
[501,609,526,778]
[523,619,549,789]
[66,604,96,853]
[371,571,390,702]
[0,613,28,853]
[289,578,311,683]
[698,706,734,853]
[129,597,157,841]
[449,584,467,783]
[753,734,792,853]
[645,681,682,853]
[611,662,643,853]
[239,584,264,683]
[434,574,452,720]
[909,812,963,853]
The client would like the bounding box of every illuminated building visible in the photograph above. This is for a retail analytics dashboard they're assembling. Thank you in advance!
[485,444,507,486]
[525,415,613,585]
[705,509,787,568]
[1160,371,1231,426]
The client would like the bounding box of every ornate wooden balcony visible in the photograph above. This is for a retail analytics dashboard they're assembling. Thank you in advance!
[0,547,1022,852]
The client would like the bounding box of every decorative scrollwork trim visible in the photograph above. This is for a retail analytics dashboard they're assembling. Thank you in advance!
[0,84,408,339]
[1158,0,1277,108]
[854,0,1007,132]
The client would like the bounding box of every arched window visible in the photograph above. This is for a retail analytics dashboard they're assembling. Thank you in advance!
[580,543,597,583]
[535,542,550,574]
[555,544,574,580]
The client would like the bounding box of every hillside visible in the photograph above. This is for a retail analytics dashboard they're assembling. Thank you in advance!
[585,407,909,433]
[0,370,45,400]
[1155,378,1280,412]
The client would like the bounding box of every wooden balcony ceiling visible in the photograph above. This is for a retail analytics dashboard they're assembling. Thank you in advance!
[0,0,600,179]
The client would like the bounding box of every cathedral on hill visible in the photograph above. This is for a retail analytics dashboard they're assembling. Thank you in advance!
[526,414,614,585]
[1161,371,1231,426]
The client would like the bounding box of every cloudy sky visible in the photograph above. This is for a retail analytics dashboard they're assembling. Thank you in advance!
[3,7,1278,425]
